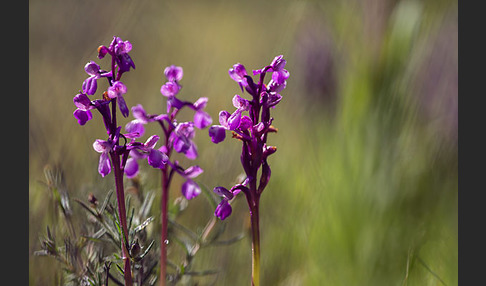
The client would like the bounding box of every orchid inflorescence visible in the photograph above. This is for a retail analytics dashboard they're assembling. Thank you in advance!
[123,64,212,201]
[208,55,288,286]
[72,36,167,178]
[209,55,289,220]
[72,37,211,200]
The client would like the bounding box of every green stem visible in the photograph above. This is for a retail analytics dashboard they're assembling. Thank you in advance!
[249,199,260,286]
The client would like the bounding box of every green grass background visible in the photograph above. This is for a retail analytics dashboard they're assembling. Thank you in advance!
[29,0,457,285]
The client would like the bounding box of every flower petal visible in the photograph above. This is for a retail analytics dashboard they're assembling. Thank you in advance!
[117,95,129,118]
[193,97,208,110]
[160,81,180,97]
[218,110,231,128]
[73,93,92,110]
[125,120,145,138]
[181,179,201,200]
[82,76,98,95]
[214,199,232,220]
[184,143,198,160]
[227,109,242,131]
[84,61,100,76]
[144,135,160,150]
[208,125,226,144]
[232,94,250,111]
[131,104,150,123]
[194,110,212,129]
[94,140,114,155]
[184,165,203,179]
[98,152,111,177]
[73,109,92,126]
[147,148,168,169]
[213,186,234,200]
[164,65,183,82]
[124,158,139,178]
[228,63,248,85]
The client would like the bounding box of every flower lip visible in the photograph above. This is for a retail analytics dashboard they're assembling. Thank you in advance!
[182,179,201,200]
[215,199,232,220]
[209,125,226,144]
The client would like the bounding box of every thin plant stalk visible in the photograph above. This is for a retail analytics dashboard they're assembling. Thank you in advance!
[109,78,133,286]
[250,201,261,286]
[111,146,133,286]
[159,120,173,286]
[160,166,169,286]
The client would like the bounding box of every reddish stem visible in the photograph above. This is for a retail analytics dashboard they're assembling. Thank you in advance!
[159,166,169,286]
[111,152,133,286]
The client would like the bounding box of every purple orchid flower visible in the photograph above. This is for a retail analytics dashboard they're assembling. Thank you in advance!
[192,97,213,129]
[208,94,252,143]
[161,65,183,98]
[229,63,248,92]
[170,121,198,160]
[107,81,129,117]
[214,199,232,220]
[164,65,184,82]
[73,93,95,125]
[92,128,119,178]
[177,165,204,200]
[109,37,136,74]
[81,61,113,96]
[122,133,170,178]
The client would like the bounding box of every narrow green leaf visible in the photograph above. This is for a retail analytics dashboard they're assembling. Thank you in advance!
[199,183,218,209]
[74,198,98,218]
[139,191,155,219]
[133,217,154,233]
[100,189,114,213]
[138,240,155,260]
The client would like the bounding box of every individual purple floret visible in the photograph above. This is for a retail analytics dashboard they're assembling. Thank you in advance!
[164,65,183,82]
[107,81,129,117]
[92,136,115,177]
[214,199,232,220]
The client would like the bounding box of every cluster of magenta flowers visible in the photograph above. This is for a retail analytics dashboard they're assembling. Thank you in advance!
[72,36,166,178]
[209,55,289,220]
[123,64,212,200]
[208,55,288,286]
[70,35,287,286]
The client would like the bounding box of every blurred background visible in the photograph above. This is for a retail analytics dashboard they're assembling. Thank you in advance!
[29,0,457,285]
